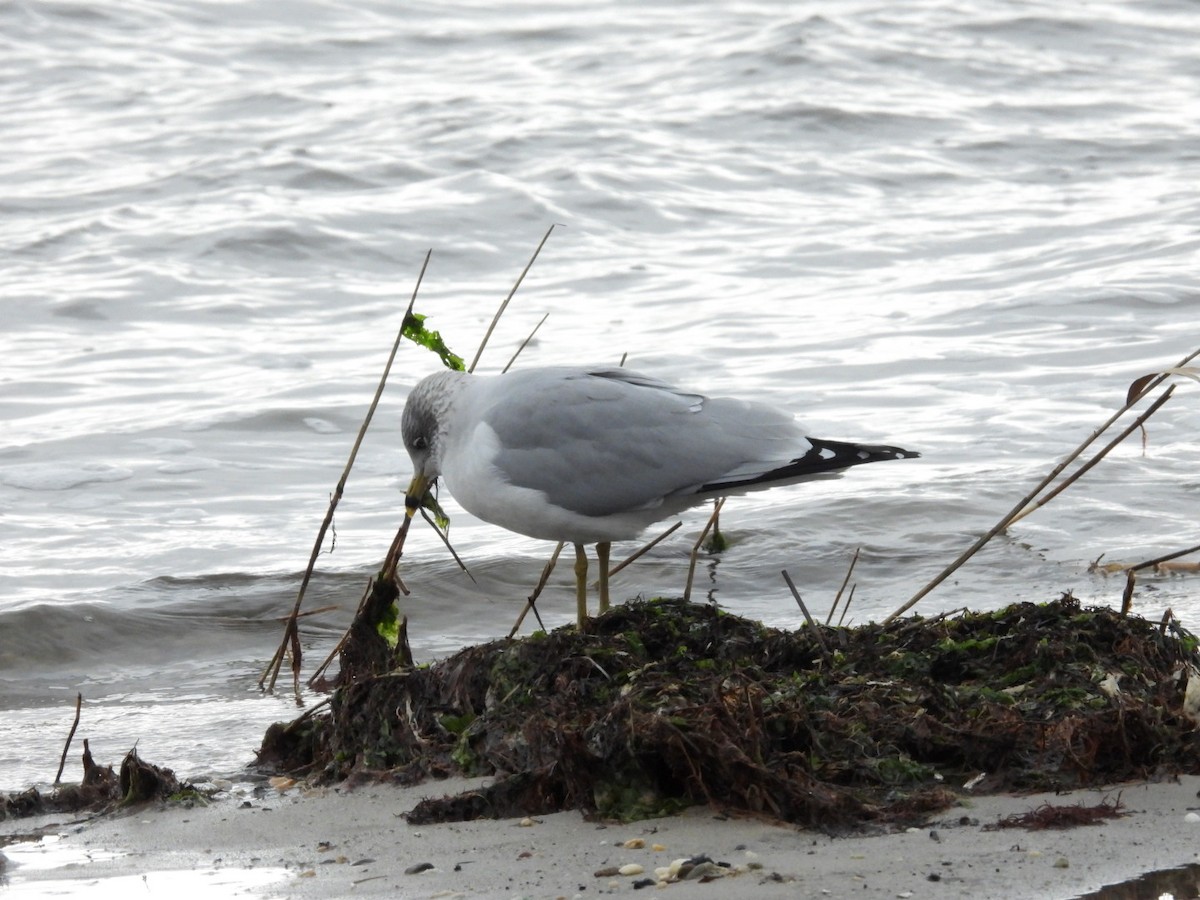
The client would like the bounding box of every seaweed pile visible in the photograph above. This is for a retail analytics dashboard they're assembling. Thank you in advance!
[1,744,189,821]
[258,593,1200,827]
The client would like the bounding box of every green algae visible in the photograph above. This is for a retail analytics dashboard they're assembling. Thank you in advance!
[257,593,1200,828]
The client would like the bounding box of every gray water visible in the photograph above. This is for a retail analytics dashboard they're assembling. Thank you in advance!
[2,0,1199,795]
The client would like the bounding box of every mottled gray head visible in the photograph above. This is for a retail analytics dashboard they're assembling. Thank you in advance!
[400,371,463,515]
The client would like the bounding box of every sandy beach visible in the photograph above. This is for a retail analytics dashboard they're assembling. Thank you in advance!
[4,775,1200,899]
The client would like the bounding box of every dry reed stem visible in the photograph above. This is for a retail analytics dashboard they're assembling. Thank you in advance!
[1118,542,1200,617]
[1129,541,1200,573]
[381,514,414,583]
[782,569,830,663]
[607,521,683,578]
[55,692,82,785]
[508,543,562,638]
[502,312,549,374]
[837,583,856,628]
[1007,386,1179,526]
[259,252,431,694]
[468,224,558,373]
[886,346,1199,624]
[683,498,726,602]
[419,506,475,583]
[1121,569,1137,615]
[826,547,860,626]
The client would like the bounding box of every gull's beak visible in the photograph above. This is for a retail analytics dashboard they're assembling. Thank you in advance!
[404,472,431,519]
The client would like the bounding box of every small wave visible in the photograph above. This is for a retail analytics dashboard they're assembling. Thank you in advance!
[0,461,133,491]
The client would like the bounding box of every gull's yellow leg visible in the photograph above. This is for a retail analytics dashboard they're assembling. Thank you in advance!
[573,542,588,626]
[596,541,611,614]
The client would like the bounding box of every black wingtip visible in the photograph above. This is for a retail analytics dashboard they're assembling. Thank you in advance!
[697,437,919,495]
[803,437,919,468]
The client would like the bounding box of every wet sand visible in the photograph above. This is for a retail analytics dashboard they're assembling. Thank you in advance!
[4,775,1200,898]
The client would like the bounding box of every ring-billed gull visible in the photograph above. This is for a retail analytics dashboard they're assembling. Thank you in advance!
[402,366,918,625]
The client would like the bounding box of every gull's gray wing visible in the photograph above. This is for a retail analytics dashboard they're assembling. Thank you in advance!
[478,367,808,518]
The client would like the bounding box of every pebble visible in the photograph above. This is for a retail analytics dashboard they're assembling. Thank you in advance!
[1053,857,1070,869]
[623,838,645,849]
[683,861,727,881]
[619,863,645,876]
[405,862,435,875]
[1185,812,1200,824]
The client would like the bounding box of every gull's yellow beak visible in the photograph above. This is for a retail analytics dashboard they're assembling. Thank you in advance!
[404,472,431,519]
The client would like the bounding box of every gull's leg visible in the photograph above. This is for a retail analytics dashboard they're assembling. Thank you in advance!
[573,542,588,626]
[596,541,611,614]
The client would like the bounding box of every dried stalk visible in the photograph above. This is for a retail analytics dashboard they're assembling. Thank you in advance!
[683,498,726,602]
[886,356,1190,625]
[419,506,475,583]
[468,224,558,373]
[259,252,431,693]
[826,547,860,626]
[1008,386,1180,526]
[1129,541,1200,573]
[55,693,82,784]
[837,583,857,628]
[1120,569,1137,616]
[607,521,683,578]
[782,570,831,664]
[508,543,561,638]
[502,312,550,374]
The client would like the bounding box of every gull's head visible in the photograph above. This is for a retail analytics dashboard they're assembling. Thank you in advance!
[401,370,465,518]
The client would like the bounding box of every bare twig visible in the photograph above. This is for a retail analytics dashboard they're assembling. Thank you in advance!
[502,312,550,374]
[260,252,432,694]
[55,693,82,784]
[1008,387,1179,526]
[683,498,726,602]
[1120,569,1136,615]
[468,224,558,373]
[309,628,349,688]
[1129,542,1200,573]
[886,375,1182,624]
[381,515,414,583]
[826,547,860,626]
[782,570,831,664]
[509,543,561,638]
[837,583,857,628]
[419,506,475,583]
[607,521,683,578]
[1159,608,1175,635]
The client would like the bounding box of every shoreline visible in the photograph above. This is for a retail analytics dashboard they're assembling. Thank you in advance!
[4,775,1200,898]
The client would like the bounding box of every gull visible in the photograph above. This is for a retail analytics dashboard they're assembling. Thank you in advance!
[402,366,918,625]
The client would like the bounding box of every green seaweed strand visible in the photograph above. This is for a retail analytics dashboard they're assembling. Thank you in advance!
[402,312,465,372]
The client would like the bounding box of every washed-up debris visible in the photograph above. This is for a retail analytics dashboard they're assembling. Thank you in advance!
[984,796,1126,831]
[2,744,197,820]
[256,593,1200,828]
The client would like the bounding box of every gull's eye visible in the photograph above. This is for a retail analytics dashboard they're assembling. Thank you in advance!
[412,435,429,451]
